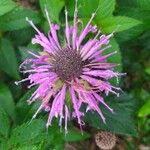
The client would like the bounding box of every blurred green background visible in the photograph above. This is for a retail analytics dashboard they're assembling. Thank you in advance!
[0,0,149,149]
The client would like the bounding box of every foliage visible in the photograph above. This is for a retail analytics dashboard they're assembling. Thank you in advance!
[0,0,149,149]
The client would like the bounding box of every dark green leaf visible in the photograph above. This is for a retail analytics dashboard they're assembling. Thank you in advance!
[0,107,10,138]
[0,7,42,31]
[16,145,38,150]
[0,38,20,79]
[39,0,65,23]
[117,0,150,11]
[105,38,122,72]
[16,88,39,124]
[8,119,45,147]
[67,0,115,19]
[0,83,16,122]
[0,0,16,16]
[65,129,90,142]
[99,16,141,33]
[84,93,138,136]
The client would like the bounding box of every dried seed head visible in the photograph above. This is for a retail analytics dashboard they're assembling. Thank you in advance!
[95,131,117,150]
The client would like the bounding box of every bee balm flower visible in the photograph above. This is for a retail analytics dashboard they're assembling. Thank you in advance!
[16,2,125,133]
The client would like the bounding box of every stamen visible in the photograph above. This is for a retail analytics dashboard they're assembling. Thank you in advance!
[26,17,41,35]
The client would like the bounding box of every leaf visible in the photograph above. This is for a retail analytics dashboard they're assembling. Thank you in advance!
[16,87,39,124]
[65,129,90,142]
[104,38,122,72]
[0,83,16,122]
[0,0,16,16]
[117,0,150,11]
[16,145,38,150]
[39,0,65,23]
[84,93,138,136]
[116,1,150,42]
[0,7,42,31]
[145,67,150,75]
[45,120,65,150]
[0,107,10,138]
[6,27,35,46]
[95,0,115,20]
[138,99,150,117]
[8,119,45,147]
[0,38,20,79]
[67,0,115,19]
[99,16,141,33]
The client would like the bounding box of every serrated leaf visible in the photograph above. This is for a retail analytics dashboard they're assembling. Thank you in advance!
[0,0,16,16]
[65,129,90,142]
[95,0,115,20]
[0,83,16,122]
[138,99,150,117]
[0,38,20,79]
[0,7,42,31]
[99,16,141,33]
[39,0,65,23]
[17,145,38,150]
[16,87,39,124]
[0,107,10,138]
[84,93,138,136]
[8,119,45,147]
[67,0,115,19]
[117,0,150,11]
[105,38,122,72]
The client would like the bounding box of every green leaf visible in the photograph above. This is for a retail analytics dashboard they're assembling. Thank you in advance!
[138,99,150,117]
[0,7,42,31]
[39,0,65,23]
[6,27,35,46]
[0,38,20,79]
[16,145,38,150]
[67,0,115,19]
[0,83,16,122]
[117,0,150,11]
[16,88,39,124]
[65,129,90,142]
[8,119,45,147]
[104,38,122,72]
[0,0,16,16]
[99,16,141,33]
[0,107,10,138]
[46,120,65,150]
[84,93,138,136]
[95,0,115,20]
[145,67,150,75]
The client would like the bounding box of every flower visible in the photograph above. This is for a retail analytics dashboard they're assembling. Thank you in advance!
[15,1,125,133]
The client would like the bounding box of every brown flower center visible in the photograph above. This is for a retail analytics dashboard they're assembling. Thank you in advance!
[53,47,84,81]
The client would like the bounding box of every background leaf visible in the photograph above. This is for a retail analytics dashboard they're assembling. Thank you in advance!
[0,0,16,16]
[0,83,16,122]
[138,99,150,117]
[0,7,42,31]
[84,93,138,136]
[99,16,141,33]
[0,38,20,79]
[65,129,90,142]
[39,0,65,23]
[7,119,45,149]
[0,107,10,138]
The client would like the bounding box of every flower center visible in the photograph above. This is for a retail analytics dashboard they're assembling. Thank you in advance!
[53,47,83,81]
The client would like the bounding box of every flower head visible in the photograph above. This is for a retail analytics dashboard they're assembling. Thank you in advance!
[16,1,125,133]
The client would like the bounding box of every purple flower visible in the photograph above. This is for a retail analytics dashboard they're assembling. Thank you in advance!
[16,2,125,133]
